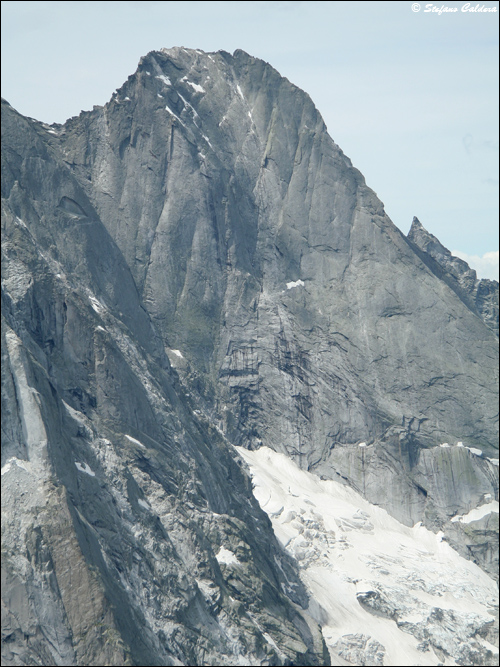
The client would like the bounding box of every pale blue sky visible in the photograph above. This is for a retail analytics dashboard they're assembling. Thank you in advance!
[2,1,498,278]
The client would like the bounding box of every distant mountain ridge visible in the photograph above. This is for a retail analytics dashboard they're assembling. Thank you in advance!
[407,216,498,335]
[2,47,498,666]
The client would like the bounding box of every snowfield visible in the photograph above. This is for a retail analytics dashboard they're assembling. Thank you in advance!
[236,446,499,667]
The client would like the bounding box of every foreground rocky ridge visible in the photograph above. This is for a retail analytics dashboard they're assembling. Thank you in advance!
[1,97,328,666]
[2,47,499,666]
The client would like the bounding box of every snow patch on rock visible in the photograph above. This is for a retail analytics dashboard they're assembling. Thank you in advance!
[185,80,205,94]
[125,434,146,448]
[286,279,305,290]
[451,501,499,524]
[156,74,171,86]
[216,547,240,566]
[202,134,213,148]
[165,106,185,126]
[75,462,95,477]
[88,293,105,314]
[1,457,30,476]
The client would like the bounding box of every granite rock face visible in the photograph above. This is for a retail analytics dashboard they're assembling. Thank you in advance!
[407,216,498,336]
[1,96,328,666]
[2,47,498,665]
[58,47,497,548]
[57,48,497,453]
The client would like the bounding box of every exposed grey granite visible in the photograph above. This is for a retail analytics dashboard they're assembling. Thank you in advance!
[58,46,497,554]
[2,46,498,665]
[1,93,328,666]
[407,216,498,335]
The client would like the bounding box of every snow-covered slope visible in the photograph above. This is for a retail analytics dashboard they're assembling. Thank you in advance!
[237,446,499,666]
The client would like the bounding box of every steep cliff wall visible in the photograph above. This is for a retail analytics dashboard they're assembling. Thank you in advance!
[2,47,498,665]
[2,96,328,666]
[55,47,498,537]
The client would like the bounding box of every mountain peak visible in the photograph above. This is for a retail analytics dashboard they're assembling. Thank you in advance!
[408,214,453,258]
[407,216,498,334]
[2,48,498,667]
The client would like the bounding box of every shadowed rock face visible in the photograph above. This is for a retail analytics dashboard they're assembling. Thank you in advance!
[1,47,498,665]
[1,92,328,666]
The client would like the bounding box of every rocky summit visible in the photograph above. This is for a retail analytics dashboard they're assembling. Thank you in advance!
[1,47,498,666]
